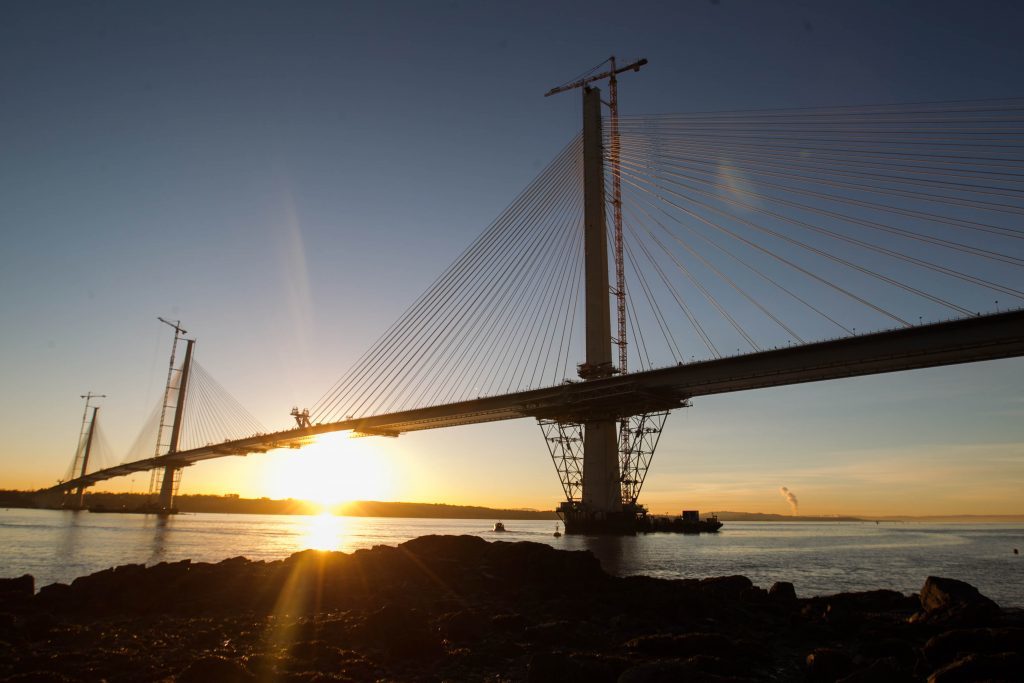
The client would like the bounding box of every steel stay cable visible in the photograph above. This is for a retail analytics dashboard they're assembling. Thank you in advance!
[612,124,1024,150]
[508,197,586,392]
[618,127,1024,186]
[615,122,1024,170]
[616,148,1024,270]
[624,212,760,351]
[191,361,266,436]
[533,218,587,388]
[377,152,582,412]
[467,199,583,400]
[366,147,583,416]
[624,274,653,370]
[619,173,854,335]
[481,188,585,398]
[196,362,266,435]
[617,138,1024,248]
[186,369,217,448]
[622,234,683,362]
[627,222,716,357]
[619,162,934,322]
[428,186,583,406]
[618,133,1024,205]
[312,136,582,421]
[616,147,1024,291]
[327,140,581,419]
[621,197,806,344]
[317,142,580,420]
[552,228,585,383]
[618,134,1024,189]
[616,98,1024,120]
[515,202,587,392]
[612,116,1024,135]
[618,138,1024,222]
[615,165,909,326]
[311,137,582,418]
[615,150,1024,302]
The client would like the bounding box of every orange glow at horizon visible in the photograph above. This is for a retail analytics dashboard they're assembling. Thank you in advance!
[262,432,394,506]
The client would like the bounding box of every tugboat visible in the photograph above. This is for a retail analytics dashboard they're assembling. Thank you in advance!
[642,510,723,534]
[492,521,506,532]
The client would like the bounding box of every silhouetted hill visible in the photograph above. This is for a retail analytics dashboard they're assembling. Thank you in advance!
[706,511,865,522]
[0,490,557,520]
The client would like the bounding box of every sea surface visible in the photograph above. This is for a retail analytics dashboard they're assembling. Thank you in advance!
[1,508,1021,607]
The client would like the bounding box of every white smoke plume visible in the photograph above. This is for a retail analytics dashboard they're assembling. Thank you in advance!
[779,486,799,514]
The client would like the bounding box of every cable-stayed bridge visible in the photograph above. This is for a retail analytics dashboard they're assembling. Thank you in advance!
[47,62,1024,532]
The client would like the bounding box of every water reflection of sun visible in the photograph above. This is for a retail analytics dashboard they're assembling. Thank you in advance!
[263,432,392,507]
[299,512,353,551]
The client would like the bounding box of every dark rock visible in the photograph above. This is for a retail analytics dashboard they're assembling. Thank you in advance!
[23,612,57,640]
[859,635,917,665]
[626,632,735,659]
[768,581,796,602]
[1,536,1012,683]
[806,647,854,681]
[177,655,254,682]
[36,582,71,602]
[618,657,757,682]
[527,652,617,683]
[821,589,917,614]
[699,575,753,600]
[359,603,440,659]
[837,656,907,682]
[618,659,692,683]
[0,575,34,599]
[927,651,1023,682]
[922,627,1024,669]
[918,576,999,624]
[491,612,529,634]
[523,619,602,648]
[0,611,17,635]
[741,586,768,604]
[436,609,489,643]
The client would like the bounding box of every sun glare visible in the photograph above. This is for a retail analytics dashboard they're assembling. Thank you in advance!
[263,432,393,507]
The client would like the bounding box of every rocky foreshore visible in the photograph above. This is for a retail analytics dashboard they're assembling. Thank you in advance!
[0,535,1021,681]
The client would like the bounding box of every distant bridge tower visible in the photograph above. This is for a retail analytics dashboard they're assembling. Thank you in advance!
[149,317,195,514]
[154,337,194,512]
[74,405,99,509]
[62,392,104,510]
[543,58,669,534]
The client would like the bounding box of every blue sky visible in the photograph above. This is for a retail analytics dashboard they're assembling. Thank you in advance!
[1,1,1022,514]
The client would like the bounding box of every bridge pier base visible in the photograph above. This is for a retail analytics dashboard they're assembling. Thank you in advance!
[156,465,181,514]
[542,415,667,535]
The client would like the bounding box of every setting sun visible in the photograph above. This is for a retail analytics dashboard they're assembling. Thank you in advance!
[262,432,393,506]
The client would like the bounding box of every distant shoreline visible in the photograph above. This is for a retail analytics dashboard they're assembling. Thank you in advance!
[3,490,1022,522]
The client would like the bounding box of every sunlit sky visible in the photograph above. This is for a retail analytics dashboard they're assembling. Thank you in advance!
[2,1,1022,516]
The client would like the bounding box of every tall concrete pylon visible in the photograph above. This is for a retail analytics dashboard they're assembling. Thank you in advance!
[579,85,622,519]
[157,338,194,512]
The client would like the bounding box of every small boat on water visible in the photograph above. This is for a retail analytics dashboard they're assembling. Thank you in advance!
[493,521,506,532]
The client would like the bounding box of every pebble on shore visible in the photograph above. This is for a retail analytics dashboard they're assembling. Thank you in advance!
[0,535,1021,682]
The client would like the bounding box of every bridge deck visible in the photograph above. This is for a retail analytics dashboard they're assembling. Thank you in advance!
[47,309,1024,494]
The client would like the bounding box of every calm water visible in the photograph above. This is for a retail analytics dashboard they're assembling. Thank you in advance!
[1,508,1021,607]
